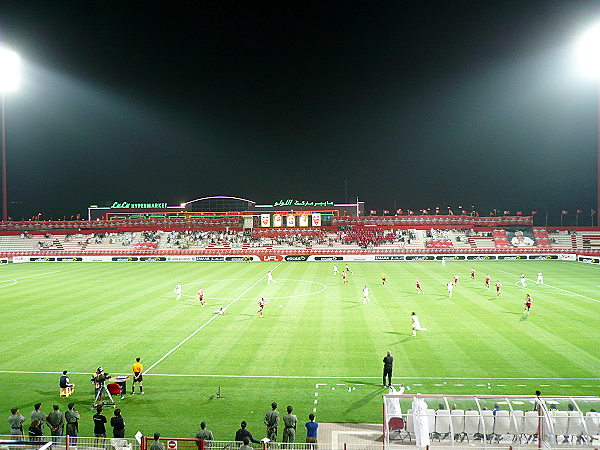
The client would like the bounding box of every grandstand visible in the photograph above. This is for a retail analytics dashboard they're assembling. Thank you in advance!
[1,217,600,257]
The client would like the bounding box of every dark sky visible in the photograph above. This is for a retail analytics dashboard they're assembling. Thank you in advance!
[1,1,599,223]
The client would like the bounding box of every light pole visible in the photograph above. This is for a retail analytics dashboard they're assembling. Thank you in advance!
[574,24,600,225]
[0,47,20,221]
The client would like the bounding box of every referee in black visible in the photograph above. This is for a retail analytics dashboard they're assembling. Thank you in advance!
[383,351,393,387]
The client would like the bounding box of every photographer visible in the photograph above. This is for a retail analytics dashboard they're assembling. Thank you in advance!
[91,367,110,407]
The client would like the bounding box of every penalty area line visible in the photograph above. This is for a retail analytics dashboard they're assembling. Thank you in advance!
[497,269,600,304]
[145,262,282,374]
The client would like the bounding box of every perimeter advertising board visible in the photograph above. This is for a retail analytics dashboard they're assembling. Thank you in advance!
[9,253,581,263]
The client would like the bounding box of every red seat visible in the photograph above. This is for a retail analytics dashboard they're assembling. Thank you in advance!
[388,417,409,441]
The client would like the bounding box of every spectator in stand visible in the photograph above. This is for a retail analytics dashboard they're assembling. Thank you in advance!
[195,421,214,441]
[150,433,165,450]
[235,421,260,445]
[305,413,318,448]
[110,409,125,438]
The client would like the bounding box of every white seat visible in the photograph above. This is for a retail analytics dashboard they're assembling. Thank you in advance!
[481,410,495,441]
[435,409,451,440]
[406,409,415,440]
[426,408,436,439]
[493,410,510,442]
[509,410,524,441]
[567,411,586,443]
[553,411,569,443]
[585,412,600,437]
[523,411,539,442]
[464,410,481,442]
[451,409,465,440]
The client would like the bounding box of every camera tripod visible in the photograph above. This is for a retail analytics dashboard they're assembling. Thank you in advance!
[91,384,116,410]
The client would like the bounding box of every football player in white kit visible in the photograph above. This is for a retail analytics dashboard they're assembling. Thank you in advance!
[447,281,454,297]
[411,312,427,337]
[333,264,339,275]
[519,273,527,287]
[536,272,543,284]
[174,282,182,301]
[362,286,370,304]
[267,271,274,285]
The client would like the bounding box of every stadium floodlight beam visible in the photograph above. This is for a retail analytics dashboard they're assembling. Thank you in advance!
[0,47,20,221]
[575,23,600,223]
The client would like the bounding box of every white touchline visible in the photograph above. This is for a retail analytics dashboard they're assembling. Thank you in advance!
[0,370,597,381]
[13,271,61,279]
[145,262,283,374]
[497,269,600,303]
[0,271,60,283]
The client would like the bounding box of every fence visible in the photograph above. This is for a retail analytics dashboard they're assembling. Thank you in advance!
[2,435,599,450]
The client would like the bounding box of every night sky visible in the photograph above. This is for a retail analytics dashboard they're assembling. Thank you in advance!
[1,1,599,223]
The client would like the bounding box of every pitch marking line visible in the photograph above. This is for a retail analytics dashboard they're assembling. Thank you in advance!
[0,271,61,288]
[145,263,282,374]
[497,269,600,304]
[0,370,597,382]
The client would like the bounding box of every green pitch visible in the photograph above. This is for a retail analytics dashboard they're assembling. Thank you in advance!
[0,260,598,439]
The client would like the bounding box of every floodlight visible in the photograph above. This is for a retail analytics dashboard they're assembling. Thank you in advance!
[0,48,20,92]
[575,23,600,78]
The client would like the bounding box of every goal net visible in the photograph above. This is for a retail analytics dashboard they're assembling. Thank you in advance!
[382,393,600,447]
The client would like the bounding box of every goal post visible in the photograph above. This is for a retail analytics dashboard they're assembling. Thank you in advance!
[382,393,600,447]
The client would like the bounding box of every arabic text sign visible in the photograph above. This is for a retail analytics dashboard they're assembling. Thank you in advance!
[273,199,334,207]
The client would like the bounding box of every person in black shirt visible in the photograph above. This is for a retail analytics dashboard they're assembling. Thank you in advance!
[234,421,260,444]
[93,406,107,438]
[59,370,75,395]
[110,409,125,438]
[383,351,393,387]
[28,419,43,441]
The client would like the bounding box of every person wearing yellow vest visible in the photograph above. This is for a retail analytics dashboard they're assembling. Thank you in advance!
[131,357,144,395]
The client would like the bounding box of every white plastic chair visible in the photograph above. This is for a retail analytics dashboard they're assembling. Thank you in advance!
[509,410,524,442]
[434,409,451,440]
[426,408,436,440]
[493,410,510,442]
[523,411,539,443]
[464,410,481,442]
[585,411,600,439]
[553,411,569,443]
[406,409,415,442]
[450,409,466,441]
[481,409,495,442]
[567,411,586,443]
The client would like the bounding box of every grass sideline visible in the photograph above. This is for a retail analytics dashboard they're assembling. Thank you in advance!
[0,260,599,439]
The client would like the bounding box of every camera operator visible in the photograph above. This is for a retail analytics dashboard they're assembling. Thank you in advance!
[91,367,110,407]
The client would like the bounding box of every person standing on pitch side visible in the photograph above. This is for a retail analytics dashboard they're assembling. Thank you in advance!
[383,351,393,387]
[282,406,297,443]
[264,402,279,442]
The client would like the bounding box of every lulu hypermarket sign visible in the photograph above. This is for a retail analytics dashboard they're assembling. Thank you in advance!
[111,201,168,209]
[274,199,334,207]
